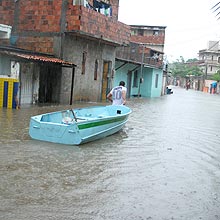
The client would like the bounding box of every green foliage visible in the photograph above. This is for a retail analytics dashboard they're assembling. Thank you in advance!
[211,71,220,81]
[169,57,203,78]
[186,58,199,62]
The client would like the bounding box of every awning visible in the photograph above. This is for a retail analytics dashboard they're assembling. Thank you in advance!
[0,49,76,67]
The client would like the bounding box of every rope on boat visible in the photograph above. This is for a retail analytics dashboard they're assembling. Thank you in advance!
[70,109,77,122]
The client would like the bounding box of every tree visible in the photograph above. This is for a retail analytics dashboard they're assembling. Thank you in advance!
[169,57,203,78]
[211,71,220,81]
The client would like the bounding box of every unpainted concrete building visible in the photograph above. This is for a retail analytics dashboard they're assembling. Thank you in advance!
[199,41,220,79]
[0,0,130,105]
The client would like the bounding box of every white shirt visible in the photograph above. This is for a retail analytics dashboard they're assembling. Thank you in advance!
[110,86,127,105]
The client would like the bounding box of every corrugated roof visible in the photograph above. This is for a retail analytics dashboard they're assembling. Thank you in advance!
[0,50,76,67]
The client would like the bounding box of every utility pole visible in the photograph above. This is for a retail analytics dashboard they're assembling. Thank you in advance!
[138,43,145,97]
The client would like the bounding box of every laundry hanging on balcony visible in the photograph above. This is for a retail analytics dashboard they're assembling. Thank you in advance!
[93,0,112,16]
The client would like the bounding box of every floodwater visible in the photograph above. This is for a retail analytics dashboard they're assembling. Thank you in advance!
[1,87,220,220]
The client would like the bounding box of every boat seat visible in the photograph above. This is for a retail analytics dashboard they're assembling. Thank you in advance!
[98,115,105,118]
[62,116,74,124]
[76,118,88,122]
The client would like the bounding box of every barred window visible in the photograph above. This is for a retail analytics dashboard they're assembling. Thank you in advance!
[155,74,159,88]
[82,51,87,75]
[94,59,98,80]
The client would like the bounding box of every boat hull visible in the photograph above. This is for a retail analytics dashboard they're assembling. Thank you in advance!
[29,105,131,145]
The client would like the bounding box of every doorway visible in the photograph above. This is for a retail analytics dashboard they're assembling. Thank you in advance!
[101,61,112,101]
[39,65,61,103]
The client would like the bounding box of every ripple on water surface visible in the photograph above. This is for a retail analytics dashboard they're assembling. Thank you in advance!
[1,89,220,219]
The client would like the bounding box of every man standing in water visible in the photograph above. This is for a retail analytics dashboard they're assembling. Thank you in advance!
[107,81,127,105]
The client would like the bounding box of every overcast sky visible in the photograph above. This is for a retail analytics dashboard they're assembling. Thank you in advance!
[118,0,220,62]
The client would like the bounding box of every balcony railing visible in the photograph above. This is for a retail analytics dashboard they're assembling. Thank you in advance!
[116,43,163,68]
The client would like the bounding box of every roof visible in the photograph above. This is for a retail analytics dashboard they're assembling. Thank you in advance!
[0,47,76,67]
[130,25,167,30]
[115,57,162,70]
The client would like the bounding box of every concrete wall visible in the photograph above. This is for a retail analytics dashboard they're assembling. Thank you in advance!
[0,54,11,75]
[115,60,163,98]
[115,64,163,98]
[61,36,116,103]
[0,54,41,105]
[114,61,140,97]
[140,67,153,97]
[150,68,163,97]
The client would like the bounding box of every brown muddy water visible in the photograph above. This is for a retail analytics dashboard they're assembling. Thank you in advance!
[1,87,220,220]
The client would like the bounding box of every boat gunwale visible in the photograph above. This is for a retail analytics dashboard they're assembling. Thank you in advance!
[31,106,131,127]
[31,112,130,127]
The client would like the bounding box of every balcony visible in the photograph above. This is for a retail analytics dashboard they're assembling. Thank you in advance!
[116,42,164,68]
[66,5,131,46]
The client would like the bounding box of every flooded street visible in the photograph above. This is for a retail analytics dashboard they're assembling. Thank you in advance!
[1,87,220,220]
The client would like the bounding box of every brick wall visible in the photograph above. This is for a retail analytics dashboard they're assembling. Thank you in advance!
[17,36,54,54]
[0,0,61,54]
[66,5,130,45]
[0,0,62,32]
[17,0,62,33]
[0,0,129,53]
[130,35,165,45]
[110,0,119,20]
[0,0,15,25]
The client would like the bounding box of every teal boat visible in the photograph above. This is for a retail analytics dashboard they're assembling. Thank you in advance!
[29,105,132,145]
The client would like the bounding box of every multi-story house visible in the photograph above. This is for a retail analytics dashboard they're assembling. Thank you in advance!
[0,0,166,108]
[173,41,220,93]
[115,25,166,97]
[198,41,220,93]
[0,0,130,106]
[199,41,220,79]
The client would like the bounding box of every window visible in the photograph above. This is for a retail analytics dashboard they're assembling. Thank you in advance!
[153,30,159,36]
[218,57,220,63]
[94,59,98,80]
[138,29,144,36]
[131,30,137,36]
[133,70,138,87]
[73,0,112,16]
[155,74,159,88]
[11,61,20,79]
[82,51,87,75]
[93,0,112,16]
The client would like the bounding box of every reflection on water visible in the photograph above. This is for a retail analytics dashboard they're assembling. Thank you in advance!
[1,87,220,220]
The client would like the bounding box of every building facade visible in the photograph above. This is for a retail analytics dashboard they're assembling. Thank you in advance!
[199,41,220,79]
[0,0,130,106]
[115,25,166,97]
[0,0,166,107]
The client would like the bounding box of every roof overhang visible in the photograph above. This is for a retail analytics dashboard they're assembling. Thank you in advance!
[0,46,76,68]
[115,57,162,70]
[66,30,123,47]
